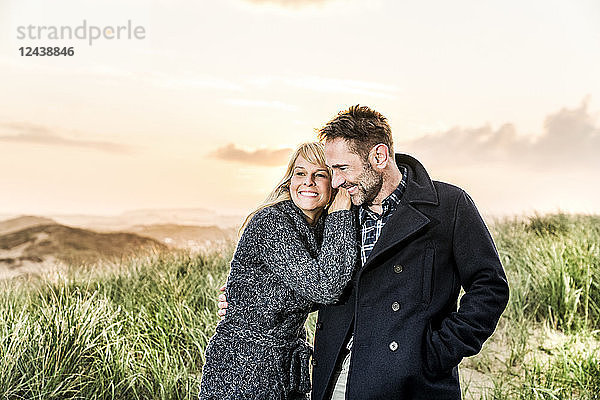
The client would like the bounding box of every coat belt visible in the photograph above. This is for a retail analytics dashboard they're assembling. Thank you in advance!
[216,323,313,394]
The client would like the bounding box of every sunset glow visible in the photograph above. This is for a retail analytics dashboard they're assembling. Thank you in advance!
[1,0,599,218]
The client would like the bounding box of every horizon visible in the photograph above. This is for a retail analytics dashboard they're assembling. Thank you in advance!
[0,204,595,226]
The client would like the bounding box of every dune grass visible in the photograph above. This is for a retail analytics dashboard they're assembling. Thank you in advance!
[0,248,232,399]
[0,213,598,399]
[460,213,600,399]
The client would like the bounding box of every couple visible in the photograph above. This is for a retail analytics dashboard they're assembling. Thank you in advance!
[199,105,509,399]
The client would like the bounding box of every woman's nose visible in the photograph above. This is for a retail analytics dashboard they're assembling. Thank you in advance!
[303,175,315,186]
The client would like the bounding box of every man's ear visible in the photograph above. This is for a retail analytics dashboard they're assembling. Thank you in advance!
[369,144,390,169]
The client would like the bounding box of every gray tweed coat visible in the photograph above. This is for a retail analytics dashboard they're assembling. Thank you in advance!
[199,200,357,400]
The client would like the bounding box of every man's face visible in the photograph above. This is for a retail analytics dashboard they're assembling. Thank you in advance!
[324,138,383,206]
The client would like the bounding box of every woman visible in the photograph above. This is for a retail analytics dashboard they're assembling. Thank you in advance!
[199,142,357,400]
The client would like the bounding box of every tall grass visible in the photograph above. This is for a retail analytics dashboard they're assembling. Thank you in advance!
[0,248,232,399]
[493,213,600,331]
[0,214,598,399]
[461,213,600,399]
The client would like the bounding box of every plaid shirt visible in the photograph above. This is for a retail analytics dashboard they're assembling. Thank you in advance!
[346,165,408,351]
[358,165,408,266]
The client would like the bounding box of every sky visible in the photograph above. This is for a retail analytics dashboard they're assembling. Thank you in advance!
[0,0,599,218]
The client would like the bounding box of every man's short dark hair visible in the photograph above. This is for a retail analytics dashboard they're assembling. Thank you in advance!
[318,105,393,160]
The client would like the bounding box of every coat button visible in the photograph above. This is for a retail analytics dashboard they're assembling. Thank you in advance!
[316,322,323,330]
[311,358,317,366]
[391,301,400,312]
[389,341,398,351]
[393,264,403,273]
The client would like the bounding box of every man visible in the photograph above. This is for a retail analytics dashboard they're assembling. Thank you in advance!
[219,105,509,399]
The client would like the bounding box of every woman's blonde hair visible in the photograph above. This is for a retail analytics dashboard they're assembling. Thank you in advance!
[239,142,330,234]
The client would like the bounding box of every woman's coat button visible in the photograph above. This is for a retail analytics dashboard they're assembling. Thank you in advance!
[389,341,398,351]
[391,302,400,312]
[393,264,403,273]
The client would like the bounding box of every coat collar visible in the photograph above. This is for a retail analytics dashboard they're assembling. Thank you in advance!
[360,154,437,270]
[395,153,438,206]
[276,200,325,253]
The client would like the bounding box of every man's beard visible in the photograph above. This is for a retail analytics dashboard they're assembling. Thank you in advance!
[347,163,383,206]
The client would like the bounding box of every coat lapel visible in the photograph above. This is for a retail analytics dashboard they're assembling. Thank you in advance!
[360,154,438,270]
[361,200,430,269]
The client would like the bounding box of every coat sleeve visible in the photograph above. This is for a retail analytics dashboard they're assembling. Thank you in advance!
[426,190,510,374]
[250,208,358,304]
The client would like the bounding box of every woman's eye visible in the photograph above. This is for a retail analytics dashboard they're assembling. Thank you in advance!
[295,172,305,176]
[316,173,328,178]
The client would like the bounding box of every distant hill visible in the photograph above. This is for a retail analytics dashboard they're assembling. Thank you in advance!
[49,208,244,231]
[126,224,236,250]
[0,211,241,279]
[0,223,168,270]
[0,216,57,235]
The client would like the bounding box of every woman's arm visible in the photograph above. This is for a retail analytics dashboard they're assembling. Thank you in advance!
[248,207,357,304]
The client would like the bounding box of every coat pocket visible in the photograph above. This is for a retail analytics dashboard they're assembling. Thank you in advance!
[421,247,435,306]
[422,320,452,379]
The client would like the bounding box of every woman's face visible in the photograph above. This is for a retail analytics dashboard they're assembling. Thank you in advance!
[289,155,332,220]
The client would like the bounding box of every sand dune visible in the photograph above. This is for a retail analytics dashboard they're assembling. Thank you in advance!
[0,210,241,279]
[0,215,57,235]
[125,223,236,251]
[0,223,168,279]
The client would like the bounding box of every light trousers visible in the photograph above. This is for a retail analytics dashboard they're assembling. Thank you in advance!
[329,351,351,400]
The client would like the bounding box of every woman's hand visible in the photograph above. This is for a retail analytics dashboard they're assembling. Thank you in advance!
[328,187,351,213]
[217,285,228,319]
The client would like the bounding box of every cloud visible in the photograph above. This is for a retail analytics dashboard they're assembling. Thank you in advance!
[396,98,600,216]
[399,98,600,170]
[249,75,399,99]
[147,71,243,92]
[87,66,244,92]
[243,0,332,7]
[211,143,292,166]
[223,98,299,111]
[0,122,134,154]
[0,60,244,93]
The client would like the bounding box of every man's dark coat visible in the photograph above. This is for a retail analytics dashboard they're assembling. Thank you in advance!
[311,154,510,400]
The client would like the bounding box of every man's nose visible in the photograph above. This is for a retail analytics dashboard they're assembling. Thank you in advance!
[331,172,344,189]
